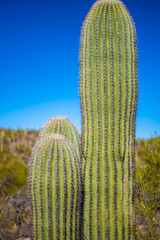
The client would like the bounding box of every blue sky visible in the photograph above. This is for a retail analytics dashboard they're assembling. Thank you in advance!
[0,0,160,139]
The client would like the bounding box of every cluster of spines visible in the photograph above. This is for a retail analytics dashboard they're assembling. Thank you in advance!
[80,0,138,239]
[28,134,82,240]
[39,117,81,156]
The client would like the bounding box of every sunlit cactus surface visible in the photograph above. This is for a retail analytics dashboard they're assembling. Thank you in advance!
[28,134,82,240]
[39,116,81,156]
[79,0,138,239]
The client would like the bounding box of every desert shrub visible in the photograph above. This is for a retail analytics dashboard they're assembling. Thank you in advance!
[135,137,160,239]
[0,128,160,239]
[0,187,31,240]
[0,153,28,195]
[23,147,31,156]
[15,144,26,153]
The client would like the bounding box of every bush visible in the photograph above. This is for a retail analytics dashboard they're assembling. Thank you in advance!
[135,137,160,239]
[0,187,31,240]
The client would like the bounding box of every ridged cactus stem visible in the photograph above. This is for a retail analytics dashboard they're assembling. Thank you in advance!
[39,117,81,157]
[80,0,138,239]
[28,134,82,239]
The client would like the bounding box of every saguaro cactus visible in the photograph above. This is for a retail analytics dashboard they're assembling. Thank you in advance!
[40,117,81,156]
[28,134,82,240]
[80,0,138,239]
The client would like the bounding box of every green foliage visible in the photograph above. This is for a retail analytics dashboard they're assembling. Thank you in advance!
[135,137,160,239]
[0,128,160,239]
[15,144,26,153]
[0,152,28,195]
[0,130,5,151]
[0,128,39,197]
[0,131,29,193]
[0,187,31,240]
[0,128,39,239]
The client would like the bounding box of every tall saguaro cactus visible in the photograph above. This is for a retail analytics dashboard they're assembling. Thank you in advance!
[79,0,138,239]
[28,134,82,240]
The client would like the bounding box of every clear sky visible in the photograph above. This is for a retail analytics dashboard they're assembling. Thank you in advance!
[0,0,160,139]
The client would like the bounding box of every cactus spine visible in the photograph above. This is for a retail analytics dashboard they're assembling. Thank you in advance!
[40,117,81,156]
[80,0,138,239]
[28,134,82,239]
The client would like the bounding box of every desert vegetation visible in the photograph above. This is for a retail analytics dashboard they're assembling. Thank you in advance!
[0,0,158,239]
[0,128,160,239]
[0,128,39,240]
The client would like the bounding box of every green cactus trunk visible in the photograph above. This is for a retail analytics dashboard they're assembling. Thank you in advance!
[28,134,82,240]
[79,0,138,239]
[39,116,81,156]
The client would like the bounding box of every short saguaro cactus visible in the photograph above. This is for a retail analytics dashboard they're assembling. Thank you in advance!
[28,134,82,240]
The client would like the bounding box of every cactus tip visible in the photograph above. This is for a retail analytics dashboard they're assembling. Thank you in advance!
[98,0,122,3]
[50,116,67,120]
[43,133,66,141]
